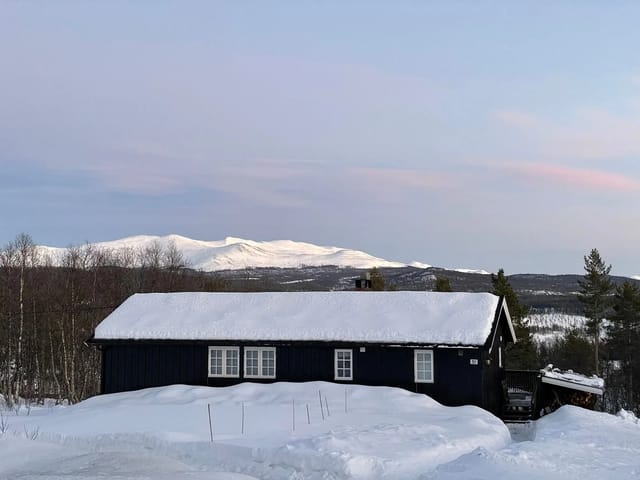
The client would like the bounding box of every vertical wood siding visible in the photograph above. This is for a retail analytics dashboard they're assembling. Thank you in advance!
[102,342,487,409]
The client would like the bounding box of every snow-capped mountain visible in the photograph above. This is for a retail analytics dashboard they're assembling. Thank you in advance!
[38,234,433,272]
[450,268,491,275]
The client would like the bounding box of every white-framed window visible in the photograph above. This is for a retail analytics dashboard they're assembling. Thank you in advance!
[208,346,240,378]
[334,349,353,381]
[244,347,276,379]
[414,350,434,383]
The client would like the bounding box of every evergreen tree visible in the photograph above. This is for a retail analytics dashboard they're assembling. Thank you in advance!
[577,249,613,376]
[606,281,640,412]
[491,269,528,322]
[369,267,386,291]
[538,329,595,376]
[556,329,594,374]
[434,276,452,292]
[491,268,538,369]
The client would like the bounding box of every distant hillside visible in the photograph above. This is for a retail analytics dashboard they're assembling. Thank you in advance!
[214,266,639,312]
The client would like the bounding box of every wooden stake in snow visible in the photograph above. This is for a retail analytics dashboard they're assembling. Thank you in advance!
[318,390,325,421]
[344,388,348,413]
[325,395,330,417]
[241,402,245,435]
[292,399,296,432]
[207,403,213,442]
[306,403,311,425]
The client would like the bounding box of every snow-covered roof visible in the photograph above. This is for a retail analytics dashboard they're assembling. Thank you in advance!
[540,365,604,395]
[93,291,510,346]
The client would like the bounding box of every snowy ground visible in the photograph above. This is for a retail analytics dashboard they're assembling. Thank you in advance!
[0,382,639,479]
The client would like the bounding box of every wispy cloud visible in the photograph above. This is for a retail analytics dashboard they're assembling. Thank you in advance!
[504,163,640,193]
[352,167,454,190]
[77,144,321,207]
[493,105,640,160]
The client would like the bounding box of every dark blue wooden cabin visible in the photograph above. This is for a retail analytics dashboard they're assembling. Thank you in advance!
[89,291,516,416]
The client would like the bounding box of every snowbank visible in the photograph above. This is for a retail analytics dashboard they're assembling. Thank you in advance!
[3,384,639,479]
[428,405,640,480]
[0,382,509,479]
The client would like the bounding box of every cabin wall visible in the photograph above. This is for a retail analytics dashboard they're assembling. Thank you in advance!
[481,312,511,415]
[101,343,485,409]
[102,344,207,393]
[481,337,504,416]
[276,344,484,407]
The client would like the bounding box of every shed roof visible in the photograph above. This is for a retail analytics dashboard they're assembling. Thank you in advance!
[93,291,513,346]
[540,366,604,395]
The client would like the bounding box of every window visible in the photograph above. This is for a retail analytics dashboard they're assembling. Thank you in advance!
[334,349,353,380]
[244,347,276,378]
[414,350,434,383]
[208,346,239,378]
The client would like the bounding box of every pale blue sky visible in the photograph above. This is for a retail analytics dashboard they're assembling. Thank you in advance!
[1,2,639,275]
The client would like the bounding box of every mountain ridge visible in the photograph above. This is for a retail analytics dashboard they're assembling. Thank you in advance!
[35,233,635,280]
[37,234,433,272]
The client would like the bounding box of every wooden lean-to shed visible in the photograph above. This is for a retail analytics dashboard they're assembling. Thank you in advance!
[89,291,516,415]
[537,366,604,416]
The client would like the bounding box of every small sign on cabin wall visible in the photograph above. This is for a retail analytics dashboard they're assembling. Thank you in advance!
[470,359,479,365]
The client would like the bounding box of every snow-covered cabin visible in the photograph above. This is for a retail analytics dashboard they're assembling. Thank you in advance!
[89,291,516,414]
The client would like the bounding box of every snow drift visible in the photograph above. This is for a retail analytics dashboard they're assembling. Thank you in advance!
[2,383,640,479]
[0,382,509,479]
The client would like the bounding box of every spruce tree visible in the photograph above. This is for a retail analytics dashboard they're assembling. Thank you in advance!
[607,281,640,411]
[369,267,386,291]
[577,249,613,376]
[556,329,594,374]
[491,268,538,369]
[434,276,452,292]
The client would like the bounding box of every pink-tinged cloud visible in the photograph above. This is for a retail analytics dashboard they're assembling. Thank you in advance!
[511,163,640,193]
[353,167,454,190]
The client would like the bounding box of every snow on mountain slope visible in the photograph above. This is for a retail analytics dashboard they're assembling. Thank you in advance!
[524,312,589,345]
[38,234,432,271]
[450,268,491,275]
[525,312,588,331]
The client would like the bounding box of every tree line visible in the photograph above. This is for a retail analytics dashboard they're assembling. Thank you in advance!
[482,249,640,415]
[541,249,640,414]
[0,233,227,406]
